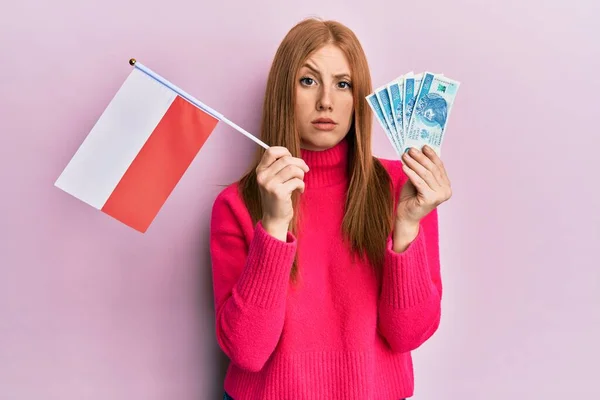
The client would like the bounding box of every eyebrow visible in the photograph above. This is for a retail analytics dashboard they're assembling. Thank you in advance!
[302,63,351,80]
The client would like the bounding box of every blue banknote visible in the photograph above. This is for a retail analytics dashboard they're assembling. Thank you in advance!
[366,93,401,155]
[375,85,399,141]
[403,73,423,140]
[366,71,458,158]
[387,76,406,152]
[404,73,460,157]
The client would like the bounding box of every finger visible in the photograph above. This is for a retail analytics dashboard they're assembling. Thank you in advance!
[261,156,309,184]
[270,156,309,174]
[264,156,308,180]
[403,149,441,190]
[406,147,444,187]
[422,145,450,186]
[274,164,306,184]
[256,147,292,171]
[281,177,306,194]
[402,163,436,198]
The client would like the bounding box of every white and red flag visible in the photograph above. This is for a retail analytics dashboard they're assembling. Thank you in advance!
[55,59,267,233]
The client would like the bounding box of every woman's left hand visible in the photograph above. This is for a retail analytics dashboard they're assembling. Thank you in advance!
[396,145,452,226]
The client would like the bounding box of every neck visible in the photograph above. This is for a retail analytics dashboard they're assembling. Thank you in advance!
[300,138,350,189]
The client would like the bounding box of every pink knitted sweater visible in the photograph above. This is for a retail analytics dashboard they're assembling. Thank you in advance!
[209,138,442,399]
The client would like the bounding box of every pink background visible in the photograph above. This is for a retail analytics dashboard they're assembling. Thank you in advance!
[1,0,599,398]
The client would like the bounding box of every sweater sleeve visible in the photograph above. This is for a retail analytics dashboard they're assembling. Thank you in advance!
[377,204,443,354]
[209,190,297,372]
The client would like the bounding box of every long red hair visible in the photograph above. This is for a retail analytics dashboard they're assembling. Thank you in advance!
[238,18,394,282]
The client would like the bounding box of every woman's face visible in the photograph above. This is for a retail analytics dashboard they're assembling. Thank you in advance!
[294,44,354,151]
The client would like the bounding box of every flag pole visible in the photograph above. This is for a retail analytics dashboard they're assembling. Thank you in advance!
[128,58,270,150]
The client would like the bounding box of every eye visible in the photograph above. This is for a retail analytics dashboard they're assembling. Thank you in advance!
[300,77,315,86]
[338,81,352,89]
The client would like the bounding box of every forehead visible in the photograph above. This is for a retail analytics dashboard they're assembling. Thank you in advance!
[302,44,351,74]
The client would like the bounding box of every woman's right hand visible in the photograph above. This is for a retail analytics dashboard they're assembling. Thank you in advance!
[256,146,309,241]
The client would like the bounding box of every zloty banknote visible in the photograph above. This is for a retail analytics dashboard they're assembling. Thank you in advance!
[370,75,410,156]
[367,71,459,158]
[374,84,402,152]
[402,72,423,148]
[386,74,408,153]
[404,72,460,157]
[366,93,401,155]
[404,73,444,143]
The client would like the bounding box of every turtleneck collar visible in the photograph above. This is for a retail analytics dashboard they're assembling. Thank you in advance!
[300,137,350,189]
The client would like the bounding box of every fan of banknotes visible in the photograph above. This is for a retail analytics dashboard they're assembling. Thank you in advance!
[366,71,460,158]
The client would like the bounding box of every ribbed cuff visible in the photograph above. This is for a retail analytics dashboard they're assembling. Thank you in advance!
[382,226,433,309]
[236,221,297,308]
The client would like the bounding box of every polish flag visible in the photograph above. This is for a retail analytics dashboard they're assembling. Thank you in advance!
[55,60,268,233]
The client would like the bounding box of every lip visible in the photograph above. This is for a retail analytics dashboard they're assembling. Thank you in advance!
[311,118,337,131]
[312,118,336,124]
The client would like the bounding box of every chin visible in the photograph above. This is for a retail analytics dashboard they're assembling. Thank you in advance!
[301,132,345,151]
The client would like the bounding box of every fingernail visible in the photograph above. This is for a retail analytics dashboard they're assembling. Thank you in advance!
[409,148,418,156]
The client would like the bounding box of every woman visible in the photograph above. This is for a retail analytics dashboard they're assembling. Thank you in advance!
[210,17,452,400]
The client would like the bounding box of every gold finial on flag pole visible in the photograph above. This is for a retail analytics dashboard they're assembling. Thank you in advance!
[129,58,136,66]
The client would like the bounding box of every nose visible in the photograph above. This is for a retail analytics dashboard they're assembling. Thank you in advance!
[316,87,333,111]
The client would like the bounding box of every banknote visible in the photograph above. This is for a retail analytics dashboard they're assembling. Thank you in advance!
[366,93,401,155]
[386,74,407,152]
[374,84,399,141]
[367,71,458,158]
[404,72,460,157]
[403,72,424,145]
